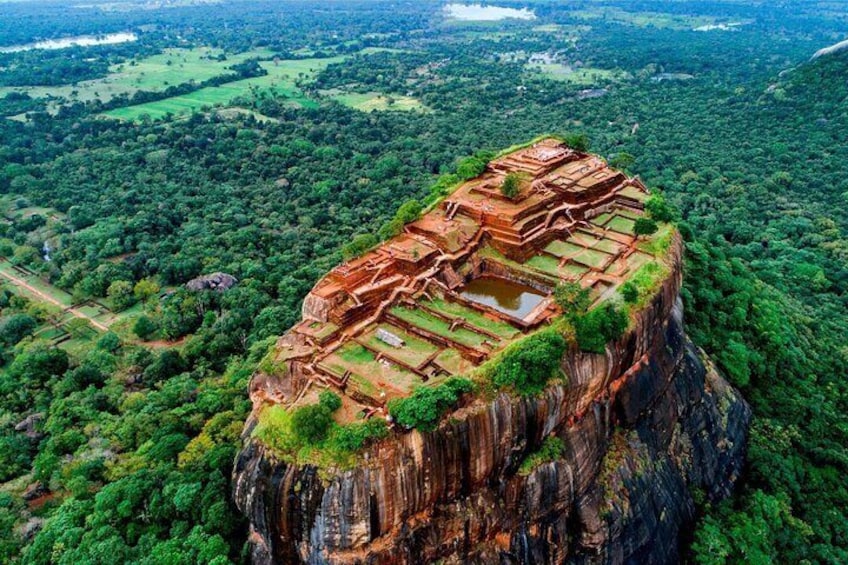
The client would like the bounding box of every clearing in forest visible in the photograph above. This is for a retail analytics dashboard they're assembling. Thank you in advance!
[102,48,409,121]
[0,47,275,107]
[526,63,629,85]
[324,91,426,112]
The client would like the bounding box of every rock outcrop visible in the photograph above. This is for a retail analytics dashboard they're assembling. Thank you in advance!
[185,272,238,292]
[233,239,751,564]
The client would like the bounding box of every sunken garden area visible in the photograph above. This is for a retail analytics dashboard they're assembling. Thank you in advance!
[253,138,672,428]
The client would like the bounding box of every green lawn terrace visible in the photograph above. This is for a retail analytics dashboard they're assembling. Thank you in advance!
[261,138,670,422]
[0,257,158,352]
[302,290,521,411]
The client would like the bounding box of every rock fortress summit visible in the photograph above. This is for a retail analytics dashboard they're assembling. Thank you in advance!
[253,138,658,415]
[234,138,751,564]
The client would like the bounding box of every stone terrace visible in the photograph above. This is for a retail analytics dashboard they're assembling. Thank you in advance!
[259,138,656,422]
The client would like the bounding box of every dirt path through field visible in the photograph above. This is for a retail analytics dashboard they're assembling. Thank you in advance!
[0,269,110,331]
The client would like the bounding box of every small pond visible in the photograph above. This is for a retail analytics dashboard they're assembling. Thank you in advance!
[460,276,545,319]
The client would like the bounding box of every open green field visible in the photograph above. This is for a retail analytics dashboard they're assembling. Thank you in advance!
[102,56,343,120]
[0,195,65,222]
[568,8,723,30]
[591,212,613,227]
[0,258,149,344]
[327,91,426,112]
[478,245,559,285]
[525,253,593,280]
[561,263,590,278]
[625,251,654,272]
[526,63,628,85]
[103,50,405,121]
[0,47,275,105]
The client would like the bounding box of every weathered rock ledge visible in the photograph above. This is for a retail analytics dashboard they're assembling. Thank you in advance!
[233,238,751,564]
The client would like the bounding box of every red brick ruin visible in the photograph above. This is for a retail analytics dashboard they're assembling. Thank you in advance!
[256,138,654,422]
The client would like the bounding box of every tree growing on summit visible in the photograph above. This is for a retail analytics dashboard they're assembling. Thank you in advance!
[575,303,629,354]
[620,282,639,304]
[563,132,589,152]
[554,282,591,316]
[609,152,635,170]
[342,233,378,260]
[500,173,521,199]
[634,217,658,238]
[645,194,675,223]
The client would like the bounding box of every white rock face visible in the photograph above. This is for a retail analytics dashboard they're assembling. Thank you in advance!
[811,38,848,60]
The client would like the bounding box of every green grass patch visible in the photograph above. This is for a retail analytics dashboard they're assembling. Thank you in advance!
[624,261,669,307]
[606,216,636,234]
[103,50,399,122]
[637,222,675,256]
[561,262,590,279]
[544,240,584,258]
[323,342,421,396]
[518,436,565,475]
[328,91,426,112]
[567,232,600,247]
[433,348,473,375]
[103,55,348,121]
[618,185,648,202]
[77,304,104,318]
[420,298,518,339]
[390,306,489,349]
[590,212,613,226]
[527,63,627,86]
[526,253,592,280]
[0,259,75,308]
[337,342,375,365]
[626,251,653,272]
[362,323,439,367]
[615,208,642,220]
[568,8,721,30]
[0,47,274,105]
[57,336,96,358]
[592,239,623,254]
[526,254,562,277]
[34,326,67,341]
[572,248,612,269]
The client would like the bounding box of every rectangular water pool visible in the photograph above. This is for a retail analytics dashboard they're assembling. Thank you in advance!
[459,276,546,319]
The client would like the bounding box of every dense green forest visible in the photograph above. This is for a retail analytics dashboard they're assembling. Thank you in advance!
[0,0,846,563]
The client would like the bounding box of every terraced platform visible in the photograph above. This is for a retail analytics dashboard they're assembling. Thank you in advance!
[260,138,664,421]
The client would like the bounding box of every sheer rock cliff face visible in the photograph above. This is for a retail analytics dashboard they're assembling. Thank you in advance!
[233,240,751,564]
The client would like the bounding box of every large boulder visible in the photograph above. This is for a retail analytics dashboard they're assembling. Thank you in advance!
[185,272,238,292]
